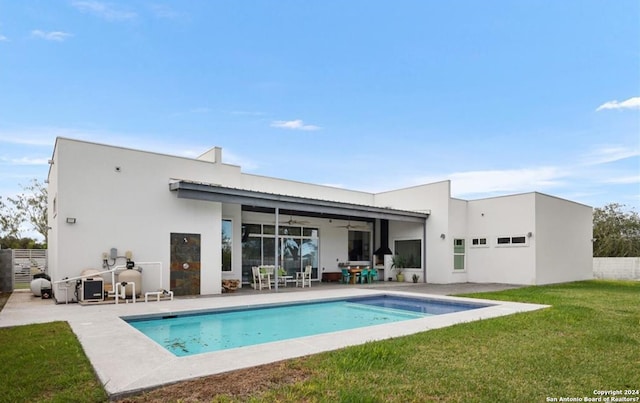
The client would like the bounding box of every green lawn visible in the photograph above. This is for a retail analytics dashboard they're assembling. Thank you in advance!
[0,321,107,403]
[250,280,640,402]
[0,280,638,402]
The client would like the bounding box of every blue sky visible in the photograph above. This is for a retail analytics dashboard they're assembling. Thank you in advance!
[1,1,639,218]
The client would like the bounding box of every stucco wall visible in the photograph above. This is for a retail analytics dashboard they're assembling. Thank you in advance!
[49,138,596,295]
[535,193,593,284]
[465,193,537,285]
[593,257,640,280]
[49,138,230,300]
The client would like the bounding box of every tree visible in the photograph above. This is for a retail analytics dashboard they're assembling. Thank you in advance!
[593,203,640,257]
[0,179,48,246]
[0,196,23,239]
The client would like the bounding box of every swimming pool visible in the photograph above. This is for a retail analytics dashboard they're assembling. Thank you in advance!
[125,295,491,357]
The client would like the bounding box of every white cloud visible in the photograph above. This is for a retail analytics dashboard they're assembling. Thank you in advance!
[600,175,640,185]
[411,166,567,199]
[31,30,73,42]
[270,119,320,131]
[596,97,640,111]
[449,167,565,197]
[71,1,137,21]
[0,34,8,42]
[0,127,82,146]
[582,145,640,166]
[0,157,49,165]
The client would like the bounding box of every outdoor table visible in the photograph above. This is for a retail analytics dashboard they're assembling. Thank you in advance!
[278,275,294,287]
[348,267,361,284]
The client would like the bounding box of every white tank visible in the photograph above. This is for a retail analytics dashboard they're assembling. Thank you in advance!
[118,269,142,298]
[30,278,52,297]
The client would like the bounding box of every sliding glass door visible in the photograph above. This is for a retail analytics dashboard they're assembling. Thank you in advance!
[241,223,319,283]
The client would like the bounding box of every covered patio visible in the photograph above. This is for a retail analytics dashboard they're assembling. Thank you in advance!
[170,180,430,290]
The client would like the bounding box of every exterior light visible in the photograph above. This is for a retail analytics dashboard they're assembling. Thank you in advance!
[66,217,76,224]
[440,233,446,239]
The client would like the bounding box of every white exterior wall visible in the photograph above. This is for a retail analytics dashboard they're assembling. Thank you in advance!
[240,173,375,206]
[49,138,243,300]
[49,138,594,294]
[466,194,537,285]
[534,193,593,284]
[374,181,450,284]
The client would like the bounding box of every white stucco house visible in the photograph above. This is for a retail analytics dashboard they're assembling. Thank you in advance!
[47,137,593,303]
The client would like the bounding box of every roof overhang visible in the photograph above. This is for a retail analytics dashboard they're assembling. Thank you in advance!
[169,180,429,223]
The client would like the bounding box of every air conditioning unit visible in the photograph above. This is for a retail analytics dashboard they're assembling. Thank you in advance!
[81,278,104,302]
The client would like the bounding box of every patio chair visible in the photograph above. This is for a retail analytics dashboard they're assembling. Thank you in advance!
[369,267,378,282]
[261,265,276,285]
[341,268,351,284]
[296,265,312,288]
[252,266,271,290]
[359,267,370,284]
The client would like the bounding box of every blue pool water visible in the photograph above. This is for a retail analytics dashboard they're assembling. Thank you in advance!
[125,295,489,357]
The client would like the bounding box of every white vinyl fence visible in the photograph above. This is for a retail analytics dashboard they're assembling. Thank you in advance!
[12,249,48,288]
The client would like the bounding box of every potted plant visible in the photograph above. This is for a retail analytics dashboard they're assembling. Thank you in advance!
[412,273,420,283]
[391,255,406,282]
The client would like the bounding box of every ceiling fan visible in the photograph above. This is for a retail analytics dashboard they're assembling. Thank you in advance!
[336,221,369,230]
[283,216,310,225]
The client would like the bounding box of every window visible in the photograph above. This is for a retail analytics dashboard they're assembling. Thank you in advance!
[471,237,488,247]
[496,235,529,247]
[348,231,371,261]
[512,236,526,244]
[453,239,465,270]
[222,219,233,271]
[394,239,421,268]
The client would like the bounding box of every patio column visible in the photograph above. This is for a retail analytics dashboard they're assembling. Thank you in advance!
[274,207,279,291]
[422,217,427,283]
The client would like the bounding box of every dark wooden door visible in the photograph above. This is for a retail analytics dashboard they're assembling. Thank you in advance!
[170,233,201,296]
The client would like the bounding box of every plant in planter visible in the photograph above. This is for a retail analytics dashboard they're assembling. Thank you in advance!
[412,273,420,283]
[391,255,407,282]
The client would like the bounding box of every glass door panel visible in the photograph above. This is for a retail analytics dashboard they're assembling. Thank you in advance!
[280,238,301,276]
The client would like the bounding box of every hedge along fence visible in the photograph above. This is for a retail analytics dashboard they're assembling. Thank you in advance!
[593,257,640,281]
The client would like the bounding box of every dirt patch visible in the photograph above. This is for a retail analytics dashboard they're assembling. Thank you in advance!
[0,292,10,312]
[115,359,312,402]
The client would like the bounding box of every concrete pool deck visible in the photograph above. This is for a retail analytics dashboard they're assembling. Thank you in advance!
[0,283,547,398]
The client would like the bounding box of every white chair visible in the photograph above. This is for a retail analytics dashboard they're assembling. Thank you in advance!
[252,266,271,290]
[296,265,312,288]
